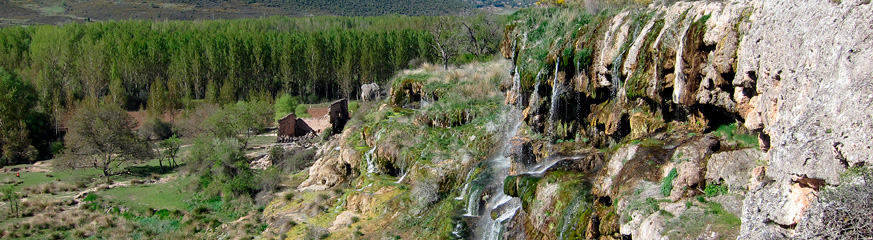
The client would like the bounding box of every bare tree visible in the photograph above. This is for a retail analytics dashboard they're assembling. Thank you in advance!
[61,100,153,183]
[461,12,503,57]
[430,16,463,70]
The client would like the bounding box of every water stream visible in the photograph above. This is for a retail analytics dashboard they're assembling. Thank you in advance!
[520,154,589,177]
[364,128,386,175]
[469,105,524,239]
[547,58,562,139]
[610,49,625,99]
[672,24,691,104]
[511,65,522,105]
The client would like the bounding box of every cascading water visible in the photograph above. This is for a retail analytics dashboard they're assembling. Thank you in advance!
[395,170,408,183]
[557,189,592,239]
[455,170,475,200]
[547,58,562,139]
[610,50,625,99]
[511,65,522,105]
[530,70,543,105]
[364,128,386,175]
[473,108,523,240]
[672,24,691,104]
[521,154,588,177]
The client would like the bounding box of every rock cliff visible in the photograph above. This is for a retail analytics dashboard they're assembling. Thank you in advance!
[263,0,873,239]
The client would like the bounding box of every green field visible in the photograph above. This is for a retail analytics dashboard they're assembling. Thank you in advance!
[101,175,194,211]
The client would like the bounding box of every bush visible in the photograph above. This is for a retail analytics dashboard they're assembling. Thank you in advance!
[703,183,728,197]
[270,147,317,173]
[187,138,260,198]
[138,117,174,140]
[795,167,873,239]
[49,142,64,156]
[258,167,284,193]
[275,94,298,119]
[295,105,311,118]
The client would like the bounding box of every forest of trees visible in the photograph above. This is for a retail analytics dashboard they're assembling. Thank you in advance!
[0,13,503,167]
[288,0,473,16]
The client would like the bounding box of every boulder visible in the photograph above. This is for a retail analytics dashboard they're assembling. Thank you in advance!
[669,136,719,201]
[328,211,360,232]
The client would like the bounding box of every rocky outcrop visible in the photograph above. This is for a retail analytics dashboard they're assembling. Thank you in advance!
[298,130,360,191]
[734,0,873,238]
[500,0,873,238]
[669,136,718,201]
[272,0,873,238]
[706,148,765,191]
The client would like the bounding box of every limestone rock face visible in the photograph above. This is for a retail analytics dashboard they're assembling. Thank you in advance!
[734,0,873,238]
[705,148,765,191]
[298,130,360,191]
[738,0,873,184]
[593,145,639,196]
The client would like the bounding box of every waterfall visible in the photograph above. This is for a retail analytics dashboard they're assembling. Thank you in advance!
[511,65,522,106]
[547,58,562,139]
[521,154,587,177]
[610,49,625,99]
[673,24,691,104]
[557,191,590,239]
[471,106,524,240]
[528,70,544,111]
[364,128,386,175]
[395,170,408,183]
[455,170,475,200]
[465,186,484,217]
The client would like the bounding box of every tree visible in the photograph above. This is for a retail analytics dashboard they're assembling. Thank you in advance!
[203,101,274,148]
[0,68,38,166]
[147,77,168,117]
[274,94,298,119]
[0,185,20,218]
[429,17,463,70]
[188,137,259,198]
[460,12,503,57]
[62,100,153,182]
[107,66,127,107]
[158,134,182,172]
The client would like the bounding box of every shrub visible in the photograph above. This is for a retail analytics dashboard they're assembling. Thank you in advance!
[295,105,311,118]
[275,94,298,120]
[271,147,317,173]
[713,123,758,149]
[320,127,333,141]
[188,137,260,198]
[703,183,728,197]
[138,117,174,140]
[49,142,64,156]
[258,167,284,193]
[795,167,873,239]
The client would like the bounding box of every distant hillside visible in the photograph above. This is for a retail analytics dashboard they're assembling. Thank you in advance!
[0,0,533,26]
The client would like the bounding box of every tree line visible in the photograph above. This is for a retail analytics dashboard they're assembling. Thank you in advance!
[0,13,504,167]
